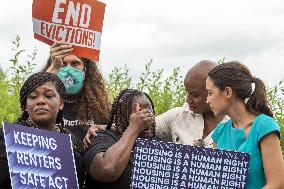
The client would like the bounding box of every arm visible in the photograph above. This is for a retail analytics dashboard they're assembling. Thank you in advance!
[88,109,154,182]
[155,108,180,141]
[89,126,139,182]
[260,132,284,189]
[46,42,73,74]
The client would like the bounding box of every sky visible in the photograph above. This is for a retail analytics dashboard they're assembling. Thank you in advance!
[0,0,284,87]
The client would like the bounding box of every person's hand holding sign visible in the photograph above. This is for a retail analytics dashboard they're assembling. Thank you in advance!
[33,0,106,61]
[47,42,73,74]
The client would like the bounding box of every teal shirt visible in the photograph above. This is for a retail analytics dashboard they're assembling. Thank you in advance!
[212,114,280,189]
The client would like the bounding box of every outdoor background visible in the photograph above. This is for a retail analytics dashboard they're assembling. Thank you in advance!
[0,36,283,156]
[0,0,283,156]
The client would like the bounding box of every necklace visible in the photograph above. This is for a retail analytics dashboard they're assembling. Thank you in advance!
[27,118,60,132]
[27,118,39,129]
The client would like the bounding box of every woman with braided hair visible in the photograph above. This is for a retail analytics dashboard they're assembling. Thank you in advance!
[0,72,84,188]
[206,61,284,189]
[42,42,111,148]
[83,89,155,189]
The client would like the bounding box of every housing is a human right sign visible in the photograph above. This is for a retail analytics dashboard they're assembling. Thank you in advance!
[32,0,105,61]
[131,139,250,189]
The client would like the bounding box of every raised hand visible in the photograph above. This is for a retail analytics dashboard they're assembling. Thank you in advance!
[128,103,155,134]
[47,42,73,73]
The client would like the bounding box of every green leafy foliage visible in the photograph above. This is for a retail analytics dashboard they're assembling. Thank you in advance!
[0,37,283,158]
[107,59,185,115]
[267,80,284,157]
[0,36,37,126]
[107,64,132,99]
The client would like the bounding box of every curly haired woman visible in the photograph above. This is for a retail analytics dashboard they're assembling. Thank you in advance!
[42,42,111,147]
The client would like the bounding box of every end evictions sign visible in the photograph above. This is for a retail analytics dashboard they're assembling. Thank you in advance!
[32,0,106,61]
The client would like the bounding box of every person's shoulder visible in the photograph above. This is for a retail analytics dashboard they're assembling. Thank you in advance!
[253,114,280,141]
[161,106,184,115]
[156,105,191,121]
[254,114,279,130]
[255,114,277,123]
[95,129,120,141]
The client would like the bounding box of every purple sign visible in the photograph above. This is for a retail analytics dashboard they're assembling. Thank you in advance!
[131,139,250,189]
[3,122,79,189]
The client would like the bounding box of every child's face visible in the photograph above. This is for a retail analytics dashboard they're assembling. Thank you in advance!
[132,95,155,139]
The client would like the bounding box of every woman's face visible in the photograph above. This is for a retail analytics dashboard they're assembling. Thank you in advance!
[26,82,63,126]
[62,55,84,70]
[206,78,228,116]
[132,95,155,139]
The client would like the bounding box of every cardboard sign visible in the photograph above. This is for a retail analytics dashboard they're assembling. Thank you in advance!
[131,139,250,189]
[32,0,106,61]
[3,123,79,189]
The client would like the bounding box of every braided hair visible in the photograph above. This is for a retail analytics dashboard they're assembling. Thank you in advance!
[208,61,273,117]
[16,72,67,126]
[106,89,156,137]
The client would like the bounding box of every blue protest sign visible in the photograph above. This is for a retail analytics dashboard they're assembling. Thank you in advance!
[131,139,250,189]
[3,122,79,189]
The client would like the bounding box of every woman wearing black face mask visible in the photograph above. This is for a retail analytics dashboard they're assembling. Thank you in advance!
[42,42,111,148]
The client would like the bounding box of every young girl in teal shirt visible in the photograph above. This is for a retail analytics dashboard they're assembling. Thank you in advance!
[206,61,284,189]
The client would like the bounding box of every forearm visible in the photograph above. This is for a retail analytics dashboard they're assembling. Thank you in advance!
[104,127,138,171]
[90,126,139,181]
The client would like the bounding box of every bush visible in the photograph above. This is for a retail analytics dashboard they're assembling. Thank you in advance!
[0,36,37,126]
[107,59,185,115]
[108,61,284,157]
[0,37,283,158]
[267,80,284,157]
